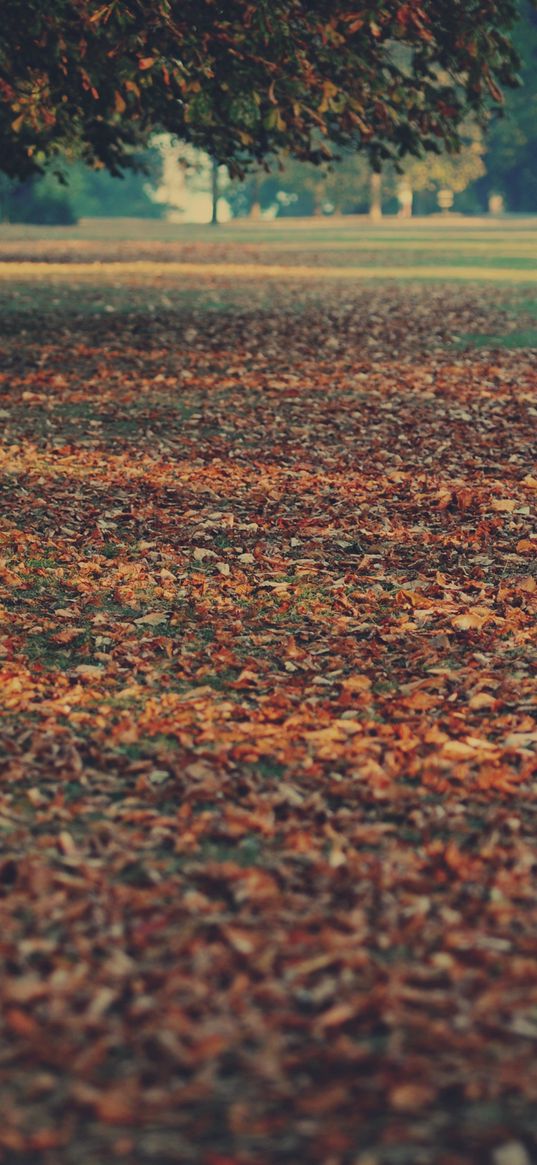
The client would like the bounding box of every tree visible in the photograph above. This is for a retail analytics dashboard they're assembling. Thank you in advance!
[64,150,165,218]
[3,171,76,224]
[226,152,381,219]
[281,154,375,216]
[401,122,486,211]
[0,1,523,182]
[479,0,537,209]
[0,147,165,224]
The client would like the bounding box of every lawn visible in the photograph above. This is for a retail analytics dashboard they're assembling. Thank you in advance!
[0,219,536,1165]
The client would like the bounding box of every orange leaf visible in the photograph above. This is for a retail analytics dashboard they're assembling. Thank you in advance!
[451,611,487,631]
[390,1083,436,1112]
[491,498,516,512]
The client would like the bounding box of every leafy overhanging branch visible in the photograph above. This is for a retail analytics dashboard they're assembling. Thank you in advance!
[0,1,525,178]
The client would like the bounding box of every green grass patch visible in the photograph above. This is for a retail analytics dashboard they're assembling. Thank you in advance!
[459,329,537,350]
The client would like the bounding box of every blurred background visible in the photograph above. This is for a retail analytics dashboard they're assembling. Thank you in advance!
[1,2,535,229]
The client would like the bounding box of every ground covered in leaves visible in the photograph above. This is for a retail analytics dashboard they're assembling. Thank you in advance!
[0,246,536,1165]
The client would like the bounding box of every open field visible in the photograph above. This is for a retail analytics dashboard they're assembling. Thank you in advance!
[1,215,537,273]
[0,225,536,1163]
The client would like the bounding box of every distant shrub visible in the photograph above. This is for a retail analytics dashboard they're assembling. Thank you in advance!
[7,175,77,225]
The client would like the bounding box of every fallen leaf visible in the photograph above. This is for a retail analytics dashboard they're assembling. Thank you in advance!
[134,612,167,626]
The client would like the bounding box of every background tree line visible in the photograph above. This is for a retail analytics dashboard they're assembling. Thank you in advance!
[0,1,534,225]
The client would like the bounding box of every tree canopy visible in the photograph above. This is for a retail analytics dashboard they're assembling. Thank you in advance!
[0,1,524,179]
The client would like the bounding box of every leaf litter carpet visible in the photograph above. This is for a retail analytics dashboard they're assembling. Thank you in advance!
[0,274,536,1165]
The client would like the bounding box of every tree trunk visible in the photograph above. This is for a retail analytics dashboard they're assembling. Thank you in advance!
[398,182,413,218]
[210,157,219,226]
[369,171,382,222]
[249,175,261,219]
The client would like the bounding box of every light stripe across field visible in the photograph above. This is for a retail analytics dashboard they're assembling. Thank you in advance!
[1,260,537,283]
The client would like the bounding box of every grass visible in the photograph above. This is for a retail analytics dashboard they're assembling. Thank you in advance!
[1,223,537,348]
[458,328,537,349]
[1,214,537,270]
[2,258,537,283]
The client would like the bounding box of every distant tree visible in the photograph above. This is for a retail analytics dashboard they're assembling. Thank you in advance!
[226,170,282,219]
[5,171,76,225]
[401,123,486,212]
[227,135,489,220]
[226,153,374,219]
[299,154,374,216]
[0,1,522,182]
[0,173,14,222]
[148,139,233,223]
[479,0,537,210]
[67,149,164,218]
[0,146,164,224]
